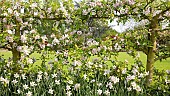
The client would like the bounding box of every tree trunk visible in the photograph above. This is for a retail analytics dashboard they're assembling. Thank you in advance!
[146,19,158,85]
[146,32,156,85]
[12,48,21,72]
[12,20,21,72]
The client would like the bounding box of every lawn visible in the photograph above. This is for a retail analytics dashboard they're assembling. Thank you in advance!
[0,50,169,70]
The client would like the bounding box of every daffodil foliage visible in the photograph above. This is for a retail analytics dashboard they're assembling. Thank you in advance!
[0,0,170,93]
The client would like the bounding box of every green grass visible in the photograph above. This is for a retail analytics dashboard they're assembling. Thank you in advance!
[0,50,169,70]
[118,52,170,70]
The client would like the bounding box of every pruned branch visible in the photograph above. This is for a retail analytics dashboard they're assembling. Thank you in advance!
[154,7,170,19]
[0,44,12,51]
[155,54,170,61]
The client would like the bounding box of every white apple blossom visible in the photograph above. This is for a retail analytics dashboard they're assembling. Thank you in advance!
[7,30,13,34]
[34,12,38,16]
[20,7,24,13]
[125,59,128,63]
[128,0,135,5]
[92,48,98,54]
[82,9,88,15]
[22,46,30,55]
[6,36,14,42]
[21,34,27,43]
[17,46,22,52]
[112,65,117,69]
[143,7,150,15]
[31,3,37,9]
[3,12,8,16]
[7,8,13,14]
[114,43,121,51]
[27,58,33,64]
[24,30,29,34]
[39,44,45,49]
[47,7,52,13]
[64,51,68,57]
[14,10,20,17]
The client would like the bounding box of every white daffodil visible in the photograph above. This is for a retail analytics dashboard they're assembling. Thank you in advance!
[104,90,110,96]
[52,73,57,78]
[23,84,29,90]
[48,88,54,94]
[55,80,60,85]
[26,91,32,96]
[30,82,37,87]
[14,73,19,78]
[66,85,71,90]
[12,79,18,84]
[97,89,102,95]
[66,91,72,96]
[74,83,80,90]
[110,76,119,84]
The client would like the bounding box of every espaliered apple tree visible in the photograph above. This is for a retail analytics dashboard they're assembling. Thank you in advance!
[106,0,170,85]
[0,0,75,72]
[78,0,170,85]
